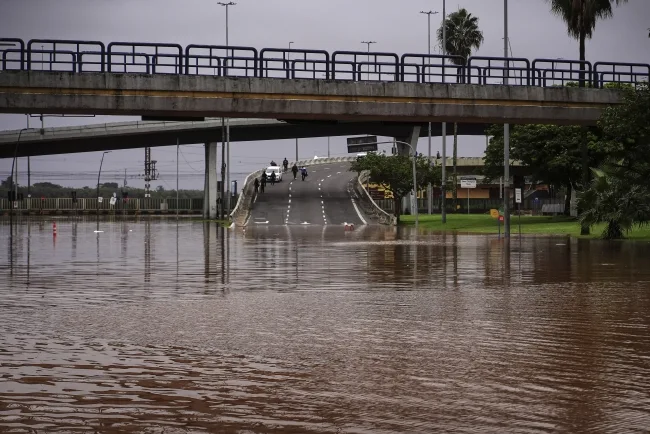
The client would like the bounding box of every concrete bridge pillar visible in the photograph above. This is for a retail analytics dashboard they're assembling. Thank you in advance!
[203,142,218,219]
[394,126,420,216]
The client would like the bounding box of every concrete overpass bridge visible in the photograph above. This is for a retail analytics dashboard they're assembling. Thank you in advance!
[1,37,644,126]
[1,37,645,219]
[0,118,488,158]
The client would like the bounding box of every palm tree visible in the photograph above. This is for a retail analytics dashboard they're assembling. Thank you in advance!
[437,8,484,211]
[548,0,628,86]
[548,0,628,235]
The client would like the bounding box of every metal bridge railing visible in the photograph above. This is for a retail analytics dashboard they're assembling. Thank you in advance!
[1,37,648,89]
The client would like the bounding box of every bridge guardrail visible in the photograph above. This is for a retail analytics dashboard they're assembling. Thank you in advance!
[2,37,648,89]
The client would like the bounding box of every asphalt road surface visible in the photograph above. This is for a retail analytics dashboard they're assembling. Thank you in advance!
[247,163,369,227]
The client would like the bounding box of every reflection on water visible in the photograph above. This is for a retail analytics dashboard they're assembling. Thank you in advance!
[1,218,650,432]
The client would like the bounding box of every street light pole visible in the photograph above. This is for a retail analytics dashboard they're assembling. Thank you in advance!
[503,0,511,238]
[421,10,438,215]
[441,0,447,223]
[218,1,236,217]
[96,151,110,219]
[361,41,376,81]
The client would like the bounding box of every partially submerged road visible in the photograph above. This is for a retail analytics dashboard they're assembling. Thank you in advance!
[247,162,369,227]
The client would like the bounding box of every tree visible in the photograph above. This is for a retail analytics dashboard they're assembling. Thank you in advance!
[548,0,628,85]
[1,175,13,189]
[548,0,628,234]
[437,8,484,212]
[350,153,441,223]
[578,166,650,239]
[578,84,650,238]
[483,124,603,215]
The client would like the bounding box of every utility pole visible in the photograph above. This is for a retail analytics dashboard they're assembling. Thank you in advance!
[421,10,438,215]
[361,41,376,81]
[503,0,511,238]
[26,115,30,198]
[218,1,236,217]
[440,0,448,223]
[176,138,179,218]
[327,136,330,158]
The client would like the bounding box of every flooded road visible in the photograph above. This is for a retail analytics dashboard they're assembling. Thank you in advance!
[1,218,650,433]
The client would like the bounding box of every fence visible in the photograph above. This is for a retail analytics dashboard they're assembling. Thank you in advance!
[1,37,647,89]
[374,197,567,215]
[0,197,205,214]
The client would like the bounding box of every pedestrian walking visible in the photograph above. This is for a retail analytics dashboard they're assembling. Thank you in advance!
[270,172,276,186]
[254,178,260,194]
[283,158,289,172]
[291,164,298,180]
[260,177,266,193]
[301,167,308,181]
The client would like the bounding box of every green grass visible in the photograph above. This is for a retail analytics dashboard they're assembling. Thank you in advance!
[399,214,650,239]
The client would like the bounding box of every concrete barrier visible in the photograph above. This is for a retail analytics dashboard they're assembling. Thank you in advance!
[229,168,263,226]
[355,171,397,226]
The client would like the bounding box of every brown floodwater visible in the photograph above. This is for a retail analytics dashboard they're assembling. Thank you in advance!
[1,218,650,433]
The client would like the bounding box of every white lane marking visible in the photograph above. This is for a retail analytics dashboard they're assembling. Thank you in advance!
[321,179,325,182]
[289,199,292,204]
[301,221,310,225]
[327,175,331,178]
[321,200,324,204]
[255,221,270,224]
[351,198,367,225]
[337,172,341,174]
[288,205,291,209]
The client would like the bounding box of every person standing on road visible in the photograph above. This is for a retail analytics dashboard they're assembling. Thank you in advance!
[283,158,289,172]
[254,178,260,194]
[270,172,276,186]
[291,164,298,180]
[301,167,308,181]
[260,176,266,193]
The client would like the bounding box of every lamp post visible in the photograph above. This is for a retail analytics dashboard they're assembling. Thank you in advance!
[360,41,376,81]
[291,40,297,163]
[503,0,510,238]
[441,0,447,223]
[420,10,438,215]
[96,151,110,219]
[218,1,236,216]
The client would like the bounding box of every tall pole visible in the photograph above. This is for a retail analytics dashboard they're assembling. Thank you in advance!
[96,151,110,220]
[26,115,30,198]
[295,138,299,162]
[327,136,330,158]
[218,1,236,217]
[361,41,376,80]
[421,10,438,215]
[220,118,226,220]
[503,0,511,238]
[441,0,447,223]
[176,138,179,218]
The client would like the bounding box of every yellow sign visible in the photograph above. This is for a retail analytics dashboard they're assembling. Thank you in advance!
[490,209,500,218]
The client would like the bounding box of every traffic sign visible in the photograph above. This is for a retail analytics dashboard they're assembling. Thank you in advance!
[490,209,499,218]
[515,188,522,204]
[499,215,504,222]
[460,178,477,189]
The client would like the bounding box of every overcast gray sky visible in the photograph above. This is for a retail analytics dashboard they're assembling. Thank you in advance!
[1,0,648,190]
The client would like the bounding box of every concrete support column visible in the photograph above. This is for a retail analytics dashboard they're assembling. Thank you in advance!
[395,125,421,215]
[203,142,218,219]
